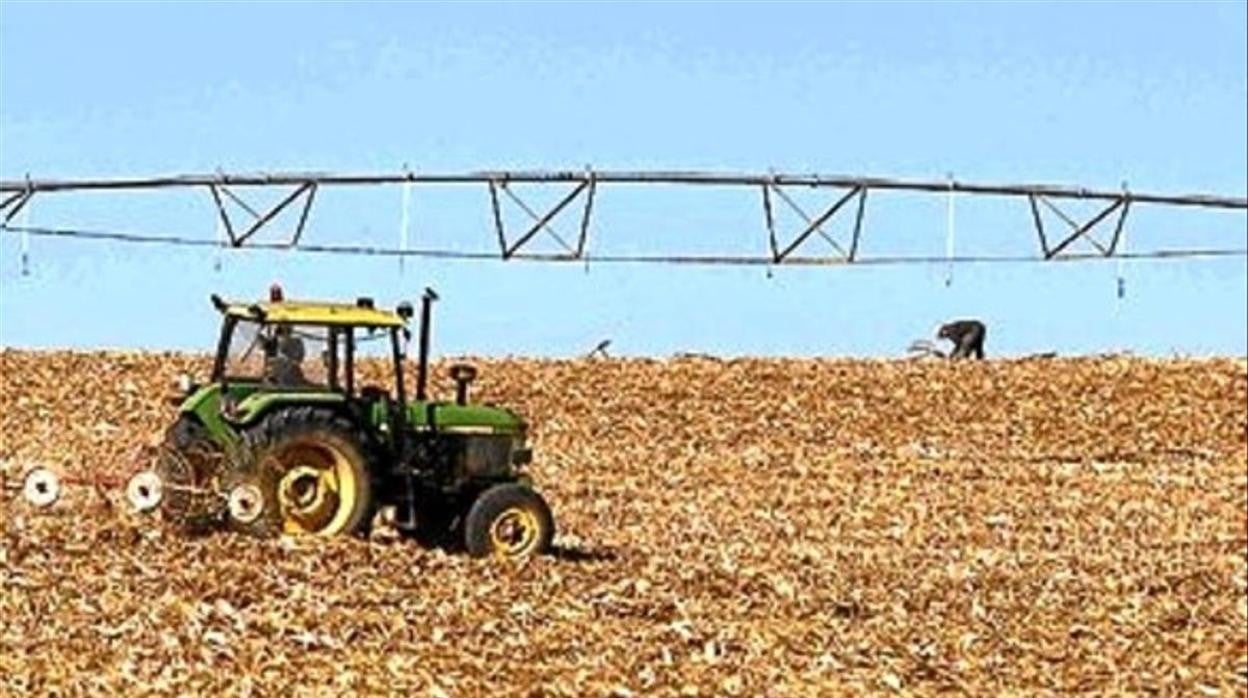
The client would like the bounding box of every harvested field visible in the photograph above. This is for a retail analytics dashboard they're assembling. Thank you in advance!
[1,350,1246,695]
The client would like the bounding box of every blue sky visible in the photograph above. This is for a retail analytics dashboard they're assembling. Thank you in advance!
[1,1,1245,357]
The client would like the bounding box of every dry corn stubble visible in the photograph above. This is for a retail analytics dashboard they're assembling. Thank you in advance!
[1,350,1245,696]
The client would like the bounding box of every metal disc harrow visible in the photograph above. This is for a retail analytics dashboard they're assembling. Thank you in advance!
[3,441,266,534]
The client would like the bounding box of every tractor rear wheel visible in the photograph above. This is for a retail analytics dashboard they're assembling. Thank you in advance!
[239,407,376,537]
[463,483,554,559]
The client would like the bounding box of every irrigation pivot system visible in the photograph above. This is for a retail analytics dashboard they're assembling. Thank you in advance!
[2,169,1245,266]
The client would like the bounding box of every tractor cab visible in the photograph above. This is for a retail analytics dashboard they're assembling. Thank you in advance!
[208,285,412,401]
[158,285,553,558]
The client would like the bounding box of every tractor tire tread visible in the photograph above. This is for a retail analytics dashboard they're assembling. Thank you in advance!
[239,406,379,538]
[463,483,555,558]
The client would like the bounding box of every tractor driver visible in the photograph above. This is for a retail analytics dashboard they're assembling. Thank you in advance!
[265,326,310,385]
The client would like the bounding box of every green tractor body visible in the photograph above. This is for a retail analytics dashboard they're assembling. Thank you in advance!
[159,287,553,558]
[178,384,526,448]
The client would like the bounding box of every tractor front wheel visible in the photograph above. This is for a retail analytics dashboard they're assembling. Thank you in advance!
[463,483,554,559]
[240,408,375,537]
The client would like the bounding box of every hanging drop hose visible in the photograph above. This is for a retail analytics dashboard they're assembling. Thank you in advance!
[944,173,955,288]
[18,188,31,276]
[1116,183,1130,306]
[398,172,413,275]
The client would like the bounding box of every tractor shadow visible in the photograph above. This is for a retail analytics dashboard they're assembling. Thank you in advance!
[548,543,619,564]
[364,529,619,564]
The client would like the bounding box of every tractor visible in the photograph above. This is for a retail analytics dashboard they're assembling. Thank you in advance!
[153,285,554,559]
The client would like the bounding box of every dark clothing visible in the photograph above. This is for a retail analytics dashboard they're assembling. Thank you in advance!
[938,320,986,360]
[266,334,309,384]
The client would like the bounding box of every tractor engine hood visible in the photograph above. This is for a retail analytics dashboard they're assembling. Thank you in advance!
[407,401,526,435]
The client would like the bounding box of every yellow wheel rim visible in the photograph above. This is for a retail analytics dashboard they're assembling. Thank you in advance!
[488,506,541,558]
[272,439,360,536]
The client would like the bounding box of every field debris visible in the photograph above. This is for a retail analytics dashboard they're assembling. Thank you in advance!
[1,350,1245,695]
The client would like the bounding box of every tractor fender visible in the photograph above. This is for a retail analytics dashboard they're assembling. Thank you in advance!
[231,392,351,428]
[231,398,389,479]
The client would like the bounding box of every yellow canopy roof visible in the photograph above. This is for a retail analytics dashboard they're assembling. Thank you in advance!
[221,300,406,327]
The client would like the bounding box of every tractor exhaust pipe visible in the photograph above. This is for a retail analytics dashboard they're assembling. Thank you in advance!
[449,364,478,405]
[415,287,438,401]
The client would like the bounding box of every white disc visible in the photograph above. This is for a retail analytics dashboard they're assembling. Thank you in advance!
[22,467,60,508]
[227,483,264,524]
[126,470,164,512]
